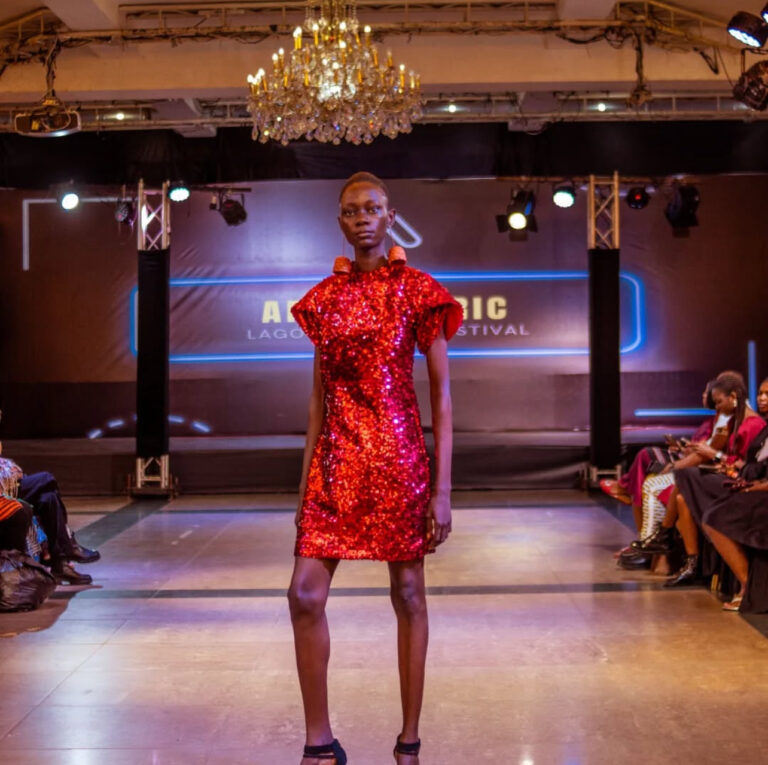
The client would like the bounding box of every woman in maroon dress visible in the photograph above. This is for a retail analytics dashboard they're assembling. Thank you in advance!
[288,172,462,765]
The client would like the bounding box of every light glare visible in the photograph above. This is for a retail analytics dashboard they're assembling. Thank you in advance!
[553,188,575,208]
[61,191,79,210]
[169,185,190,203]
[508,211,527,230]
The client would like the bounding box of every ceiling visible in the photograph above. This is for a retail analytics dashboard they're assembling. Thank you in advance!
[0,1,765,134]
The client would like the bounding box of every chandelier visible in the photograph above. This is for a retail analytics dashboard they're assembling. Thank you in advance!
[246,0,422,145]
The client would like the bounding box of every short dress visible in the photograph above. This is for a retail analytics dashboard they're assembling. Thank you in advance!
[291,257,463,561]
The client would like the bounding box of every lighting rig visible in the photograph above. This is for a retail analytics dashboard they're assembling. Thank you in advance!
[727,6,768,110]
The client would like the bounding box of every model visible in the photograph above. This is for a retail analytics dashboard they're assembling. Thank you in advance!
[288,172,463,765]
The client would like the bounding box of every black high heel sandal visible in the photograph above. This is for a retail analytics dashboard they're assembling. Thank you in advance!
[303,738,347,764]
[393,736,421,762]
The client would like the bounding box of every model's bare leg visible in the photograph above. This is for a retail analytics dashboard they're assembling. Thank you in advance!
[288,556,340,764]
[388,559,428,764]
[704,523,749,588]
[675,493,699,555]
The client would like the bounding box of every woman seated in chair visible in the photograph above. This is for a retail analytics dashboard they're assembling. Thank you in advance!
[650,374,768,590]
[602,379,725,538]
[689,379,768,611]
[614,377,732,569]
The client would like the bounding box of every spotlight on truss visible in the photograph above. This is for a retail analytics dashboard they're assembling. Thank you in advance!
[626,187,650,210]
[734,60,768,110]
[56,183,80,211]
[212,191,248,226]
[552,183,576,209]
[168,181,190,203]
[727,11,768,48]
[665,184,699,232]
[496,190,537,241]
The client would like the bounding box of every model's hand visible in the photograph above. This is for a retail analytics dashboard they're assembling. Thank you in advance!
[427,491,452,550]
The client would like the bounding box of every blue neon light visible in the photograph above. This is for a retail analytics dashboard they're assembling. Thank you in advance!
[748,340,757,407]
[129,270,646,363]
[634,408,715,418]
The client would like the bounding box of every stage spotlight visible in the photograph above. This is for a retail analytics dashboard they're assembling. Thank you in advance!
[734,60,768,110]
[218,193,248,226]
[665,185,699,229]
[507,190,536,230]
[114,198,135,224]
[168,181,190,203]
[552,183,576,209]
[57,185,80,211]
[626,187,650,210]
[727,11,768,47]
[495,190,537,239]
[763,2,768,23]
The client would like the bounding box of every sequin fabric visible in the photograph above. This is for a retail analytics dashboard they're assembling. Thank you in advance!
[291,262,463,561]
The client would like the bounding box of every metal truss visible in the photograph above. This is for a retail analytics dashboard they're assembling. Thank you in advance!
[587,172,620,251]
[1,90,763,135]
[134,179,173,495]
[137,179,170,252]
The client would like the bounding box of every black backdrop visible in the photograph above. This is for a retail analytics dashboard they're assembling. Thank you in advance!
[2,122,768,190]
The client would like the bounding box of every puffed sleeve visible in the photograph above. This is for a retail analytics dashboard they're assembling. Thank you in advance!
[291,284,323,346]
[415,274,463,355]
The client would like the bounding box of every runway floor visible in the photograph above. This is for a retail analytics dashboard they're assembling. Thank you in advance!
[1,490,768,764]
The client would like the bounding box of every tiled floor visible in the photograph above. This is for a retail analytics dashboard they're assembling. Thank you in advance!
[1,491,768,764]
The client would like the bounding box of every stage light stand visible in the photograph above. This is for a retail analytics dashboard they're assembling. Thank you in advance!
[132,178,177,496]
[584,172,623,489]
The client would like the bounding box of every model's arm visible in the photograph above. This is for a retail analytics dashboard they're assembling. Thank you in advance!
[296,349,324,525]
[426,327,453,549]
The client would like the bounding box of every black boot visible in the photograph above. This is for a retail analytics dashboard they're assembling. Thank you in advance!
[634,525,674,554]
[664,554,698,587]
[617,550,652,570]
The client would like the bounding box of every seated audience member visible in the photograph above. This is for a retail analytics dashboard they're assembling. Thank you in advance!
[0,444,99,585]
[643,373,767,587]
[685,378,768,610]
[601,379,720,516]
[0,496,34,554]
[615,377,731,570]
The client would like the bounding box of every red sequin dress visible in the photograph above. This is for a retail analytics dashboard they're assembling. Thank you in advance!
[291,259,463,561]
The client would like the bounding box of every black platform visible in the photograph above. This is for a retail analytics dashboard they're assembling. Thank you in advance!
[3,427,692,495]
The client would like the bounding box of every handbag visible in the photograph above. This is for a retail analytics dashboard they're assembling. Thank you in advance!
[0,549,57,612]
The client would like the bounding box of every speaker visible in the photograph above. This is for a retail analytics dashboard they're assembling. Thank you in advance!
[136,248,170,458]
[588,248,621,469]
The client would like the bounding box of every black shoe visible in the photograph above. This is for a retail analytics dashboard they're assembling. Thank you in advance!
[67,534,101,564]
[303,738,347,764]
[51,562,93,586]
[664,555,698,588]
[394,736,421,762]
[634,526,674,554]
[617,550,652,570]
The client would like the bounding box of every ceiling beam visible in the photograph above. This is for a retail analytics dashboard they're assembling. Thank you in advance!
[45,0,121,30]
[557,1,616,19]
